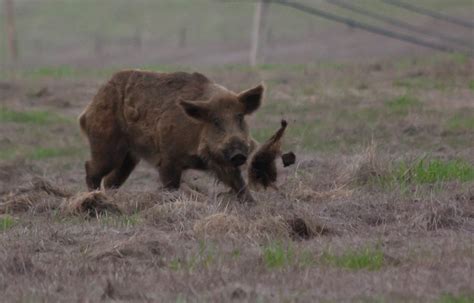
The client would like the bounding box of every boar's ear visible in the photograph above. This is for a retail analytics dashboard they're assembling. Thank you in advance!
[238,84,264,115]
[179,100,211,122]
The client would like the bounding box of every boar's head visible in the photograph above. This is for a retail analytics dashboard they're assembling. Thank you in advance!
[180,84,264,167]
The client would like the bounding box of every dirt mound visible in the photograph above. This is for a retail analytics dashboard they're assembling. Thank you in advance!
[286,217,324,240]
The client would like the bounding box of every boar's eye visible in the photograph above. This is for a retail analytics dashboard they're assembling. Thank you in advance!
[236,114,244,125]
[212,117,222,129]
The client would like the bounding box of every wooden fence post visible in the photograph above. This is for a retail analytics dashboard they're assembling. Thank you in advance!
[3,0,18,70]
[250,0,269,66]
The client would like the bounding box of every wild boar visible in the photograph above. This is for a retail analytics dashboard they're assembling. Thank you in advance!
[79,70,264,202]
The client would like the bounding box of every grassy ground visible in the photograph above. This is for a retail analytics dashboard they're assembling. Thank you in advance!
[0,53,473,302]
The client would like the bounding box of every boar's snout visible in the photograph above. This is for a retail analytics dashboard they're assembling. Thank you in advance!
[224,139,249,167]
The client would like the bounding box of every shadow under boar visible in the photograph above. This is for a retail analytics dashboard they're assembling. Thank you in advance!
[79,70,264,202]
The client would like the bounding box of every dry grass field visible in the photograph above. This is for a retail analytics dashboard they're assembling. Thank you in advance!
[1,3,474,302]
[0,51,473,302]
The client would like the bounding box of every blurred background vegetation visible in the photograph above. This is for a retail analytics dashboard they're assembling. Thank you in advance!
[1,0,472,77]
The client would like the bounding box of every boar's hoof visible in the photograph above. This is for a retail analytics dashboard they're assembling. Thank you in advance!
[239,191,256,205]
[281,152,296,167]
[217,189,255,204]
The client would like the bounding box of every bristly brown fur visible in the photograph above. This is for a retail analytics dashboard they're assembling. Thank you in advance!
[79,70,265,202]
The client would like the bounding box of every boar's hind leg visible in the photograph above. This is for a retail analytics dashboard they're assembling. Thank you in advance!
[102,152,140,189]
[85,143,128,191]
[158,161,182,189]
[85,159,113,191]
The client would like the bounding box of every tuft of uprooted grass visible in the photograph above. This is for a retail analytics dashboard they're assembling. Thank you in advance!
[411,199,464,231]
[60,191,121,217]
[322,246,385,271]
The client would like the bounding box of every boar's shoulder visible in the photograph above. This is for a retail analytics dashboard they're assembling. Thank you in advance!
[115,70,211,123]
[121,70,210,102]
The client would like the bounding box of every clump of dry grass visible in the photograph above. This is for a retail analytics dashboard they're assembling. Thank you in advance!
[193,213,248,238]
[281,161,353,203]
[144,189,334,241]
[5,253,36,275]
[339,141,388,186]
[144,197,211,231]
[192,202,333,241]
[412,200,465,231]
[89,232,172,261]
[27,177,71,197]
[292,185,353,203]
[60,191,121,217]
[0,176,70,214]
[102,190,160,214]
[0,193,39,214]
[251,215,290,240]
[455,190,474,219]
[192,212,291,241]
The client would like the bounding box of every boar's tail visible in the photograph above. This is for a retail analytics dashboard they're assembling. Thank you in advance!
[267,120,287,146]
[78,110,88,138]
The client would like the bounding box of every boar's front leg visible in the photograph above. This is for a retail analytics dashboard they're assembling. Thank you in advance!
[214,166,254,203]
